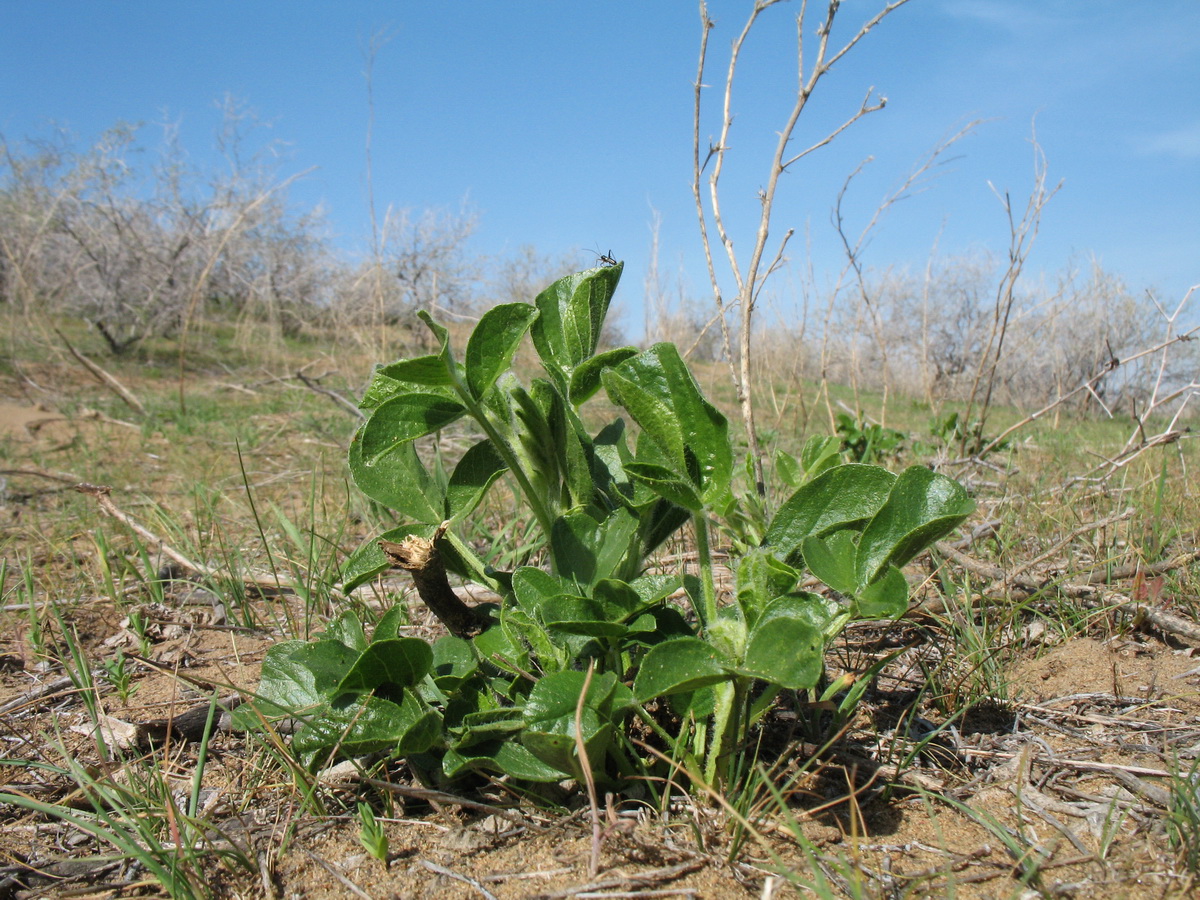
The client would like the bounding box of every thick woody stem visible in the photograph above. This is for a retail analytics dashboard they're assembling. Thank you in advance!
[379,525,488,638]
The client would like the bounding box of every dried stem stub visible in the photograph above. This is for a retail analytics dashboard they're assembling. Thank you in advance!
[379,527,489,638]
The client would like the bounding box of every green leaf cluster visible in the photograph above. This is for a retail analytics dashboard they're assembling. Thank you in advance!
[242,262,975,792]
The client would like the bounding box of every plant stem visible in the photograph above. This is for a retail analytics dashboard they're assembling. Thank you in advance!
[379,530,490,638]
[693,514,718,630]
[452,376,558,541]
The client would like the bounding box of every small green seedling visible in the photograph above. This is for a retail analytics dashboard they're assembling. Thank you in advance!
[357,802,390,865]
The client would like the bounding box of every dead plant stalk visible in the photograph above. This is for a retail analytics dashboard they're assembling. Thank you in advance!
[693,0,911,496]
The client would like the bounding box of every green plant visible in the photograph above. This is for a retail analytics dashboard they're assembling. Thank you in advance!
[834,411,907,464]
[240,264,973,794]
[101,650,139,704]
[1167,756,1200,874]
[0,750,255,900]
[14,558,51,661]
[923,411,1009,457]
[357,801,390,865]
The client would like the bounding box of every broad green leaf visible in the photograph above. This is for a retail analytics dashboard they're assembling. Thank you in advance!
[853,565,910,618]
[449,707,525,747]
[511,567,575,617]
[498,605,566,674]
[465,303,538,400]
[629,573,684,607]
[855,465,975,585]
[521,670,626,778]
[510,381,562,501]
[592,578,646,619]
[417,309,455,366]
[774,449,804,488]
[569,346,639,405]
[524,669,625,723]
[624,606,695,648]
[633,637,731,702]
[603,344,732,506]
[624,461,703,511]
[336,638,433,694]
[764,464,897,563]
[358,370,405,411]
[757,592,838,633]
[531,264,623,389]
[800,531,859,596]
[521,717,609,780]
[443,739,565,782]
[244,639,361,720]
[549,508,641,588]
[292,692,440,757]
[628,613,658,634]
[322,610,368,653]
[348,430,442,524]
[602,355,683,470]
[707,611,748,663]
[472,616,533,675]
[735,548,801,625]
[799,434,843,480]
[376,354,455,387]
[637,499,692,563]
[430,635,478,692]
[360,393,467,465]
[670,686,717,720]
[562,409,597,511]
[737,614,823,690]
[373,606,408,643]
[540,596,629,638]
[445,439,507,521]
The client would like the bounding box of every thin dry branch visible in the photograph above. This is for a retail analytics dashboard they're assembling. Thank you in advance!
[294,370,365,419]
[694,0,912,497]
[962,128,1063,450]
[830,121,980,422]
[54,329,146,414]
[74,482,295,595]
[928,539,1200,644]
[1008,507,1134,579]
[977,321,1199,459]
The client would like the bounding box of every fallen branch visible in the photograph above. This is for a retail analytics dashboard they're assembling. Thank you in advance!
[54,329,146,415]
[74,483,294,595]
[420,861,499,900]
[76,482,205,574]
[925,540,1200,644]
[295,370,365,420]
[0,466,82,484]
[530,860,705,900]
[364,778,532,828]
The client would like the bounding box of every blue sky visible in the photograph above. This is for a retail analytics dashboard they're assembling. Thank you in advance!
[2,1,1197,336]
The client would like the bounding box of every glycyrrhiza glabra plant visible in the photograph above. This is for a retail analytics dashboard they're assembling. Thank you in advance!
[238,262,974,792]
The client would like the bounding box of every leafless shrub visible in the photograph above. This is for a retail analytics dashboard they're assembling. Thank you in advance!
[826,122,981,421]
[959,134,1062,449]
[0,104,328,354]
[326,206,478,356]
[693,0,912,491]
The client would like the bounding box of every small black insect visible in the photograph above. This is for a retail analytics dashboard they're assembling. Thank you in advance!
[595,249,618,267]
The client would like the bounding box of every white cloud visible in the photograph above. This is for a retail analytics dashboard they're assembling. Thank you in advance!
[937,0,1066,34]
[1134,122,1200,159]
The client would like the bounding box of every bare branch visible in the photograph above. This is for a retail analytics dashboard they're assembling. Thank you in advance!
[694,0,915,497]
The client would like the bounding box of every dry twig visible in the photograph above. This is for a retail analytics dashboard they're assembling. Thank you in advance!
[54,329,146,414]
